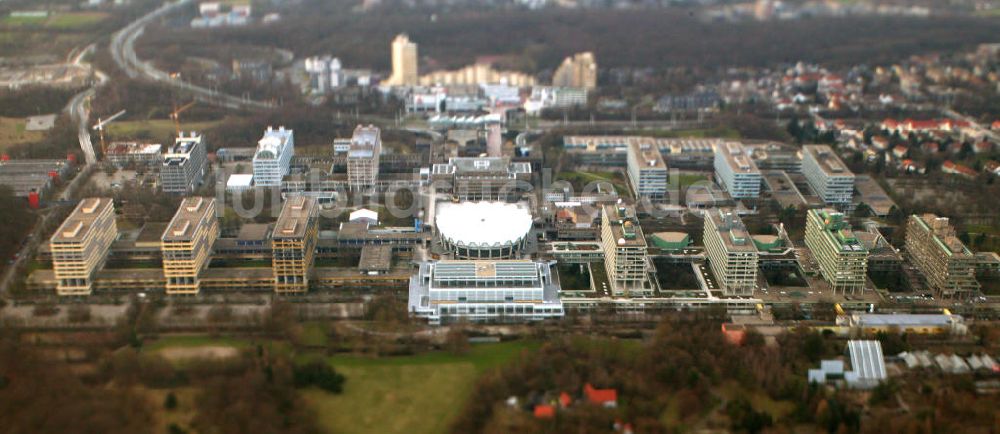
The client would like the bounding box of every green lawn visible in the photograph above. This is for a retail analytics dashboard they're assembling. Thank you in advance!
[303,341,538,434]
[46,12,108,29]
[108,119,223,140]
[652,127,741,139]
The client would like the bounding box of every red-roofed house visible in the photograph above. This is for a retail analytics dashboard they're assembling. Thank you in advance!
[721,323,746,345]
[922,142,940,154]
[984,161,1000,176]
[559,392,572,408]
[942,160,977,179]
[991,120,1000,131]
[584,383,618,408]
[974,141,994,154]
[534,404,556,419]
[892,145,908,159]
[871,136,890,151]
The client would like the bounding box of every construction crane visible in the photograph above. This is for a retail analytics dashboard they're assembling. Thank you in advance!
[171,100,196,135]
[92,109,126,156]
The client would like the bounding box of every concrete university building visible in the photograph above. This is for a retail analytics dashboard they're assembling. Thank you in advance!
[626,140,669,204]
[408,260,564,324]
[435,201,533,259]
[346,125,381,193]
[161,132,208,194]
[905,214,981,299]
[805,209,868,294]
[385,33,418,87]
[50,198,117,296]
[703,208,759,295]
[431,156,532,201]
[600,204,653,296]
[162,197,219,295]
[714,141,762,199]
[252,126,294,187]
[272,197,320,294]
[802,145,854,211]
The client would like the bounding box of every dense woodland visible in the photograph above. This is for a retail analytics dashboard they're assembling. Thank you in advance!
[452,318,1000,433]
[138,1,1000,75]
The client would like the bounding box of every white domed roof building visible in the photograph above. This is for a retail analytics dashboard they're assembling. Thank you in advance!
[435,201,533,259]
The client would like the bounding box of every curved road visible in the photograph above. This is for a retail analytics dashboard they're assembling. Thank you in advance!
[110,0,275,111]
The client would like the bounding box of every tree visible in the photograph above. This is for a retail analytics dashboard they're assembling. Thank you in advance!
[164,392,178,410]
[292,360,346,393]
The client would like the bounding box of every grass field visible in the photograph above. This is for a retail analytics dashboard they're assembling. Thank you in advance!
[303,340,539,434]
[108,119,223,141]
[0,117,44,150]
[652,127,741,139]
[556,170,630,197]
[3,12,108,29]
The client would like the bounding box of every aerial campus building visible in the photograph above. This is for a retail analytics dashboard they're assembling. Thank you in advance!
[552,52,597,90]
[161,132,208,194]
[703,208,759,295]
[346,125,381,193]
[252,126,294,187]
[435,201,533,259]
[600,204,652,296]
[50,198,117,296]
[713,141,762,199]
[805,209,869,294]
[408,260,564,324]
[905,214,980,299]
[386,34,418,86]
[430,156,531,201]
[626,139,668,204]
[162,197,219,295]
[802,145,854,211]
[272,196,320,293]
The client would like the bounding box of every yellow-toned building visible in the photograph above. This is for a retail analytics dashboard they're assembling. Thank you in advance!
[419,62,536,87]
[50,198,117,296]
[272,196,319,293]
[161,197,218,295]
[805,209,868,294]
[905,214,980,300]
[553,52,597,90]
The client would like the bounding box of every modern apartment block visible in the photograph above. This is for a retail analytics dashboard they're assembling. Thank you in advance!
[252,126,294,187]
[407,260,564,324]
[714,141,762,199]
[387,33,418,86]
[552,52,597,90]
[50,198,117,296]
[430,156,531,201]
[272,196,319,294]
[600,204,652,296]
[161,197,219,295]
[703,208,759,295]
[161,132,208,194]
[626,140,668,204]
[347,125,381,192]
[802,145,854,211]
[805,209,868,294]
[905,214,981,299]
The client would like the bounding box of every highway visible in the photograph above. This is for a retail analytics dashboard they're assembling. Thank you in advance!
[110,0,275,111]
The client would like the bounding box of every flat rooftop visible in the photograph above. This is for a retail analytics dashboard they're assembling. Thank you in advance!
[706,208,756,252]
[630,141,666,170]
[348,125,380,158]
[163,197,215,242]
[912,213,973,257]
[168,133,202,155]
[717,141,760,174]
[803,145,852,177]
[51,198,113,243]
[273,196,317,240]
[602,204,646,247]
[810,209,867,253]
[854,175,896,216]
[106,142,162,155]
[359,245,392,272]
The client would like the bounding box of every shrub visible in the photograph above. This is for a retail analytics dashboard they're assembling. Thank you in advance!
[292,361,346,393]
